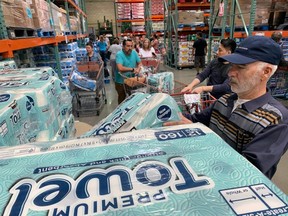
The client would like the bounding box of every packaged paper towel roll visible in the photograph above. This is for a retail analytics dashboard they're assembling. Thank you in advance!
[70,71,97,91]
[0,93,39,147]
[82,92,181,137]
[0,124,287,216]
[147,72,174,94]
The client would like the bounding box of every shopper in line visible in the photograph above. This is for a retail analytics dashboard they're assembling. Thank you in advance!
[182,38,237,99]
[108,39,122,80]
[85,42,101,62]
[193,32,207,75]
[139,38,156,58]
[151,34,159,53]
[133,36,142,53]
[97,35,108,68]
[165,36,288,179]
[115,39,142,104]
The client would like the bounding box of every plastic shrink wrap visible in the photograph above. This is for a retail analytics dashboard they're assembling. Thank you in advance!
[0,124,287,215]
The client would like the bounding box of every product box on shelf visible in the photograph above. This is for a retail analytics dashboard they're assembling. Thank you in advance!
[177,10,204,25]
[30,0,52,31]
[0,1,15,27]
[13,0,35,29]
[0,123,287,215]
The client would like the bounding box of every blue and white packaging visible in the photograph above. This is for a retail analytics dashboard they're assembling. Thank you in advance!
[70,71,97,91]
[147,72,174,94]
[82,92,180,137]
[0,124,287,216]
[0,93,39,147]
[0,67,58,80]
[0,60,17,70]
[0,75,72,142]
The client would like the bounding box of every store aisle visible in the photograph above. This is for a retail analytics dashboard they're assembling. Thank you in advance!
[75,64,288,195]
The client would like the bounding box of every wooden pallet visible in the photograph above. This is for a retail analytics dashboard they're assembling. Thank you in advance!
[7,27,37,39]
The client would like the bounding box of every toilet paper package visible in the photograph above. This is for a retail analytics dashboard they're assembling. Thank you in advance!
[0,93,39,147]
[83,92,180,137]
[147,72,174,94]
[0,124,287,216]
[70,71,97,91]
[0,60,17,70]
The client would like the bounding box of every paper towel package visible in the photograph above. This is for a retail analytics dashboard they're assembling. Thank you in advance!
[0,93,39,147]
[0,60,17,70]
[83,92,181,137]
[0,123,287,216]
[0,67,58,80]
[147,72,174,94]
[70,71,97,92]
[0,75,72,143]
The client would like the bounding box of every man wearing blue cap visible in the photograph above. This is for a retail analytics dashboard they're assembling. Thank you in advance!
[165,36,288,179]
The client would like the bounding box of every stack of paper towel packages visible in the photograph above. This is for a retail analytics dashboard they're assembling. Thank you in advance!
[82,92,181,137]
[0,64,75,146]
[0,124,287,215]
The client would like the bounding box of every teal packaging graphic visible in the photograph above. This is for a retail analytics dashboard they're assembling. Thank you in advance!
[82,92,181,137]
[0,67,58,79]
[0,70,72,145]
[0,60,17,70]
[0,123,287,216]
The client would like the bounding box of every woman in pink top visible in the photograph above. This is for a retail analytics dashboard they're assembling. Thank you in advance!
[139,38,156,58]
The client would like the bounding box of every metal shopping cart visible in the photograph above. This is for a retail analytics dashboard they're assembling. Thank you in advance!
[71,61,107,117]
[171,92,217,114]
[141,58,160,73]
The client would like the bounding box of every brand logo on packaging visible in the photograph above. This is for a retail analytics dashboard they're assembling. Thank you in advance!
[157,105,172,121]
[4,157,215,216]
[0,94,10,103]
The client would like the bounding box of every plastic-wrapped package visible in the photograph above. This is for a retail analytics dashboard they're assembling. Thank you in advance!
[0,67,58,79]
[0,74,72,144]
[0,123,287,215]
[147,72,174,94]
[0,60,17,70]
[82,92,181,136]
[70,71,97,91]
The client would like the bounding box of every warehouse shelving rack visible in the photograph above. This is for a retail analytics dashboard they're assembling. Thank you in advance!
[0,0,88,80]
[207,0,288,62]
[114,0,146,37]
[163,1,210,68]
[145,0,165,37]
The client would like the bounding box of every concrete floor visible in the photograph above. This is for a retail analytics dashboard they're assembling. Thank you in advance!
[75,63,288,195]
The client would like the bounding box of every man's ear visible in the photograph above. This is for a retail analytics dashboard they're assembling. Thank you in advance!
[262,65,272,80]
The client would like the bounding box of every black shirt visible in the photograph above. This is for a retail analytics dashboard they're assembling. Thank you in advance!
[193,38,207,56]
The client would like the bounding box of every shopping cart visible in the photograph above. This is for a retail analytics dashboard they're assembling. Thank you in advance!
[71,61,107,117]
[120,69,188,97]
[171,92,217,114]
[141,58,160,73]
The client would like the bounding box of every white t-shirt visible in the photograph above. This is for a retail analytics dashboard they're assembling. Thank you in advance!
[108,44,122,60]
[139,47,156,58]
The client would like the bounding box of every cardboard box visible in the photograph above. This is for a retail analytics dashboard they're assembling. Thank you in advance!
[177,11,204,25]
[0,1,15,27]
[30,0,52,31]
[13,0,34,29]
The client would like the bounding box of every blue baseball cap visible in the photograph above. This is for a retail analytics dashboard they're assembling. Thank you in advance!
[219,36,283,65]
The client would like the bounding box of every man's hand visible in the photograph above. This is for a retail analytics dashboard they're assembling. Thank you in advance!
[163,113,192,126]
[134,67,141,74]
